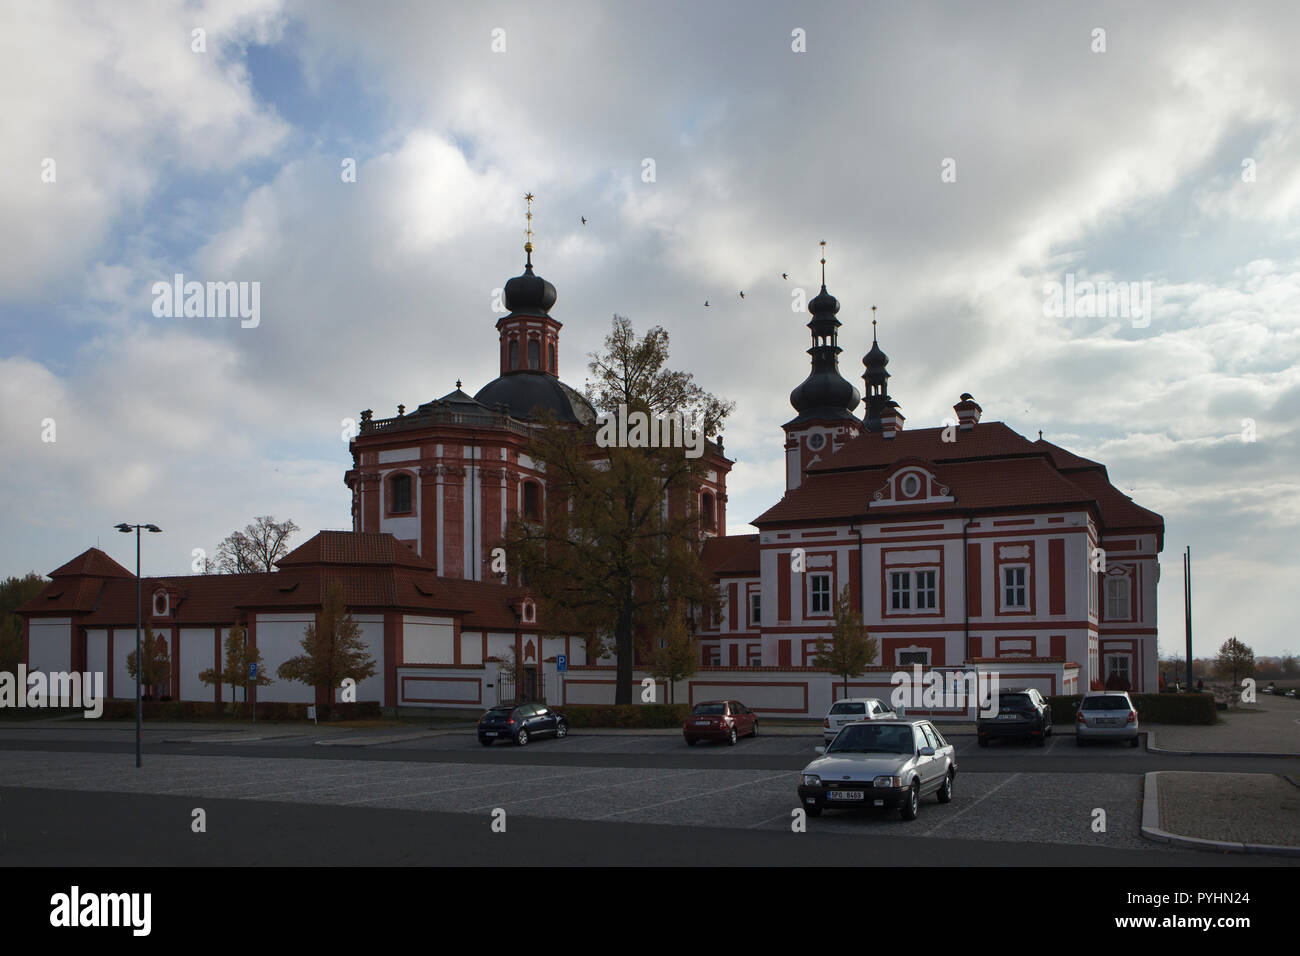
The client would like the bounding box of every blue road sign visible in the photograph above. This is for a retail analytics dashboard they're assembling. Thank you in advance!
[556,655,567,672]
[249,662,257,678]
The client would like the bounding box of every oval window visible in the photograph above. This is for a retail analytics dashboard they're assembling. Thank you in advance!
[808,432,825,450]
[900,474,921,497]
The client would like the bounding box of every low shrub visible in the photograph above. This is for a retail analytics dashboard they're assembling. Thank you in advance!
[558,703,692,729]
[1047,692,1217,725]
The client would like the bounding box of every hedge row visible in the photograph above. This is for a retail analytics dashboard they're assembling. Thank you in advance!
[1046,693,1217,725]
[556,703,692,728]
[99,700,382,721]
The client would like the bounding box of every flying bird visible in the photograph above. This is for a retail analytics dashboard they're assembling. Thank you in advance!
[704,300,710,307]
[782,273,788,280]
[580,216,587,225]
[738,291,745,299]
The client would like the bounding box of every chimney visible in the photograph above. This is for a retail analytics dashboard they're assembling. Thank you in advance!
[954,393,981,430]
[881,401,904,439]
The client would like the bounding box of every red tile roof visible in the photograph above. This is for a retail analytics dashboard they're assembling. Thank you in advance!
[48,547,133,579]
[702,534,760,577]
[808,421,1040,472]
[277,530,435,570]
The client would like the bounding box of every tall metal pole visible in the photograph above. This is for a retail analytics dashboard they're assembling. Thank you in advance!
[1184,546,1193,691]
[135,525,142,768]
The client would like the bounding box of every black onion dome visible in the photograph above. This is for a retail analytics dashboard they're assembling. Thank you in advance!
[864,338,889,370]
[788,372,861,423]
[503,259,557,316]
[808,284,840,316]
[473,373,595,425]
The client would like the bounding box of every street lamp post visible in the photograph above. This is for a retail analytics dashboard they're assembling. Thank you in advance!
[116,522,162,768]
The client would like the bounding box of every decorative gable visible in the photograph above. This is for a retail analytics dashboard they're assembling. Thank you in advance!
[869,460,956,509]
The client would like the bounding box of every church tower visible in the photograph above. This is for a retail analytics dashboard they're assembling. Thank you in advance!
[783,243,862,490]
[861,311,903,436]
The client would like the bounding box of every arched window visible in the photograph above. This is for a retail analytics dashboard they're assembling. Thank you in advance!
[509,339,519,370]
[389,474,413,514]
[701,491,716,531]
[528,339,540,370]
[548,343,557,372]
[523,480,541,520]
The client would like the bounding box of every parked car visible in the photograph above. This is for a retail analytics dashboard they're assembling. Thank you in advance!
[822,697,896,743]
[798,718,956,820]
[683,699,757,746]
[1075,691,1139,747]
[478,702,568,746]
[977,687,1052,747]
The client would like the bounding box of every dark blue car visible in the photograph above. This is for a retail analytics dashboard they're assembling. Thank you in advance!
[478,702,569,746]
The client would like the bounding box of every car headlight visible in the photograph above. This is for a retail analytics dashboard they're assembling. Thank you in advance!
[801,774,821,787]
[873,775,903,788]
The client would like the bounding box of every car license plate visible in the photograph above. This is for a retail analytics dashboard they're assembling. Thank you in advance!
[483,731,496,736]
[694,720,710,726]
[999,713,1019,719]
[1096,718,1115,725]
[828,791,864,801]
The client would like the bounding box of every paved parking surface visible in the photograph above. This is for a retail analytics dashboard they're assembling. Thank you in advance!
[0,748,1156,851]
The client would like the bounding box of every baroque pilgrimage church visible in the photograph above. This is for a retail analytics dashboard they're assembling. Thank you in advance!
[20,225,1164,716]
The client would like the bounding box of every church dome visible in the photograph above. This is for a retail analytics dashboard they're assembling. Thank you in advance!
[503,249,557,317]
[474,373,595,425]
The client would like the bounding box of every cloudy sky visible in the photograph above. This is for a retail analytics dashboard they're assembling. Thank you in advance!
[2,1,1297,658]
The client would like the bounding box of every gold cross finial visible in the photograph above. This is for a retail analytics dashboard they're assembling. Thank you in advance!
[819,240,827,285]
[524,192,535,255]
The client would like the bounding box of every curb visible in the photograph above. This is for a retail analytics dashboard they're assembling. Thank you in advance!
[162,732,305,743]
[315,730,466,747]
[1144,730,1300,758]
[1140,771,1300,857]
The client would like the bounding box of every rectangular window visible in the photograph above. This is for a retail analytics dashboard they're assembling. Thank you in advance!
[750,592,762,626]
[915,570,937,610]
[898,649,930,666]
[810,574,831,614]
[1105,577,1130,620]
[1106,654,1131,686]
[1003,566,1027,608]
[890,571,911,610]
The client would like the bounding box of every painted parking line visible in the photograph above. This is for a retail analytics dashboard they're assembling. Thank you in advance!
[920,772,1020,837]
[465,767,708,813]
[593,771,791,820]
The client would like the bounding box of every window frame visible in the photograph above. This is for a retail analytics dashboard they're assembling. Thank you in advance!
[1002,564,1028,610]
[386,472,415,516]
[808,572,832,615]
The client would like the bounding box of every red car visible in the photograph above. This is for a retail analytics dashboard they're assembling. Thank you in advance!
[683,699,758,746]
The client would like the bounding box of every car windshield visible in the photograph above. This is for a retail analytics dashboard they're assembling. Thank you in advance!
[827,723,913,755]
[485,708,512,719]
[692,703,725,715]
[1081,696,1130,710]
[829,702,867,715]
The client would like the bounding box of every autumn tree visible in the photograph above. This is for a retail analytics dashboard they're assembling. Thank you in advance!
[646,603,699,703]
[505,317,731,704]
[125,627,172,699]
[214,516,300,573]
[276,582,376,717]
[1214,636,1255,687]
[0,573,46,674]
[198,624,272,710]
[812,586,879,700]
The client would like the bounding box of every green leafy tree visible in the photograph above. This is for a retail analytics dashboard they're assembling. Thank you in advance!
[1214,636,1255,688]
[506,317,730,704]
[276,582,376,717]
[0,573,47,674]
[125,627,171,698]
[812,586,879,700]
[198,624,272,710]
[647,603,699,703]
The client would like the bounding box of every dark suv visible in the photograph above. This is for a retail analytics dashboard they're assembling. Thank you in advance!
[478,702,569,746]
[977,688,1052,747]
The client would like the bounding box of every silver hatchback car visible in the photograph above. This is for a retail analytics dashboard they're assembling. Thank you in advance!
[1075,691,1140,747]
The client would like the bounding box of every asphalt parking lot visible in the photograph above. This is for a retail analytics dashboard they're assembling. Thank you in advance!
[0,742,1155,851]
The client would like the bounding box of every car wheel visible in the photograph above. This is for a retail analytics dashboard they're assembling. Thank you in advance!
[478,736,493,746]
[978,735,988,748]
[751,720,758,738]
[685,737,697,746]
[900,782,920,821]
[937,770,954,803]
[727,728,738,746]
[516,728,529,746]
[556,721,568,739]
[1129,735,1139,748]
[806,805,822,818]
